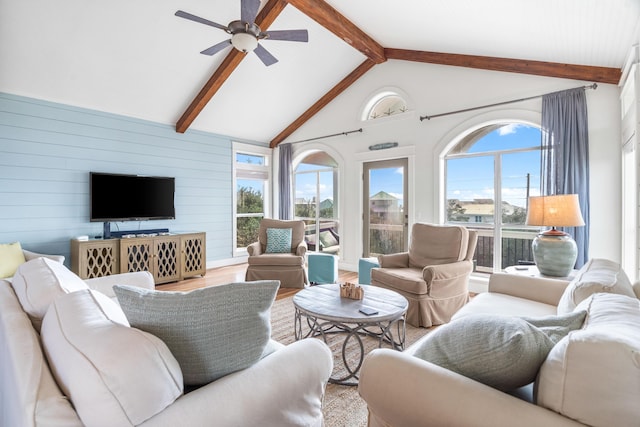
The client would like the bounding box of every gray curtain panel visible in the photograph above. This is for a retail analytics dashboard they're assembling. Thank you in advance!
[278,143,292,220]
[540,87,590,268]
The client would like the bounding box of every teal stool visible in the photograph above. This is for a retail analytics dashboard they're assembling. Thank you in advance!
[358,257,380,285]
[308,252,339,285]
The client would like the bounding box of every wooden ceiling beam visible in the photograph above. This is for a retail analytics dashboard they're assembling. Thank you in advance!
[286,0,386,64]
[270,58,376,147]
[385,48,621,85]
[176,0,288,133]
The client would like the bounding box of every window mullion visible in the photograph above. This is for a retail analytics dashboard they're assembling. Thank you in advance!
[494,153,503,272]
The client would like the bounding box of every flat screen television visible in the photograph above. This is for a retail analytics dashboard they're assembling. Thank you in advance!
[90,172,175,222]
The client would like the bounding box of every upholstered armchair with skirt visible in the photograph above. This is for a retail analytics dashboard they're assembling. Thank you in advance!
[371,223,478,327]
[245,219,309,288]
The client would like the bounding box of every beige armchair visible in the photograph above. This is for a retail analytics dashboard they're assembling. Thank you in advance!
[245,219,308,288]
[371,223,478,327]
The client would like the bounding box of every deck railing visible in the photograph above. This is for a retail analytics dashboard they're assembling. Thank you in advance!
[471,227,537,272]
[365,223,537,272]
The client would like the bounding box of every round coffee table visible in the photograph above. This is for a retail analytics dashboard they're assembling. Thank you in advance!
[293,283,408,385]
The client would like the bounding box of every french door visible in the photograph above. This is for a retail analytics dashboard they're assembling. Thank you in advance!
[363,158,408,257]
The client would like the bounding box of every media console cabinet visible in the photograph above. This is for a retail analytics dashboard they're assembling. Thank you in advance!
[71,232,206,284]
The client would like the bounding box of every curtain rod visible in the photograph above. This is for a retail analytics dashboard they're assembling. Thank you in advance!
[287,128,363,144]
[419,83,598,122]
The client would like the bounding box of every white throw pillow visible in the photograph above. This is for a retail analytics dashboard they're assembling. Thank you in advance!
[537,293,640,427]
[10,257,89,330]
[114,280,279,386]
[41,289,183,426]
[557,258,635,314]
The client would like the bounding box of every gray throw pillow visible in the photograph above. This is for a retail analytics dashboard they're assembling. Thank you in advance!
[114,280,279,386]
[413,311,586,391]
[521,310,587,344]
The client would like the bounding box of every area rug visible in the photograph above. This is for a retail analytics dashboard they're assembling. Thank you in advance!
[270,296,432,427]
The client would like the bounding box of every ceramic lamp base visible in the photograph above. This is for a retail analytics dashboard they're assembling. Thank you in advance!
[531,231,577,277]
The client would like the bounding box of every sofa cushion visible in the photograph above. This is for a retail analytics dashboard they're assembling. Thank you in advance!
[537,293,640,427]
[557,258,634,314]
[452,292,558,320]
[0,242,26,278]
[413,311,585,391]
[41,289,183,426]
[266,227,293,253]
[10,257,89,330]
[114,280,279,386]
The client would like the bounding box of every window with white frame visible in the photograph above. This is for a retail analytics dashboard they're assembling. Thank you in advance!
[233,142,271,255]
[444,122,542,272]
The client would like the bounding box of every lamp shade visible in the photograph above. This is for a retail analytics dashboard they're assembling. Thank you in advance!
[526,194,584,277]
[526,194,585,227]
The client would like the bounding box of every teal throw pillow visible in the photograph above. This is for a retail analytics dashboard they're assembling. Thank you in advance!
[114,280,280,386]
[266,227,292,253]
[413,311,586,391]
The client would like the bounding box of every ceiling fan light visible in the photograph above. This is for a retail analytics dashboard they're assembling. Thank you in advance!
[231,32,258,52]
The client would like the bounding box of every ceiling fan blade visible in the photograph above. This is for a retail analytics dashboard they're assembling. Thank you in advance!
[263,29,309,42]
[241,0,261,24]
[200,39,232,56]
[175,10,228,31]
[254,44,278,66]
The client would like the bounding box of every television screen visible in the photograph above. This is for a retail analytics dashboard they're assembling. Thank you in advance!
[90,172,175,222]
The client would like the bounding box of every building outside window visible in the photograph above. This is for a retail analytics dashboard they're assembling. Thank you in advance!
[445,123,541,272]
[233,142,270,256]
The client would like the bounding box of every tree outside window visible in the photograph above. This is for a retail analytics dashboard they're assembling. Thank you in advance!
[233,143,270,255]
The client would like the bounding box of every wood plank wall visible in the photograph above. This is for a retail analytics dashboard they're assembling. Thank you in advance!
[0,93,265,266]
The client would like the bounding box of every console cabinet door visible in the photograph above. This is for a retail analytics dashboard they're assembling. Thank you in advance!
[181,232,206,278]
[153,235,182,284]
[71,239,120,279]
[120,238,154,275]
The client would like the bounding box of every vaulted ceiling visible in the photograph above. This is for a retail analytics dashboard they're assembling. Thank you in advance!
[1,0,638,146]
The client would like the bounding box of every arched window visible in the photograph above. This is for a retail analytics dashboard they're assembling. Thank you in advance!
[361,89,409,121]
[294,151,340,255]
[444,122,541,272]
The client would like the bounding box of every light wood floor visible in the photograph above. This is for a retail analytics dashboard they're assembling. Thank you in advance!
[157,263,359,300]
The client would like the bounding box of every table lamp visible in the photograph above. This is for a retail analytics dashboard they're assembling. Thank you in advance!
[525,194,585,277]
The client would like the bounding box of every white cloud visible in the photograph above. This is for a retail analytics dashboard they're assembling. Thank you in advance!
[295,183,331,201]
[498,123,522,136]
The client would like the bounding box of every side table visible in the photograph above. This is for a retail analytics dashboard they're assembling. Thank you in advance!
[504,265,577,281]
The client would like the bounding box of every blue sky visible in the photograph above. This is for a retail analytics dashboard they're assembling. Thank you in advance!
[447,124,541,207]
[363,124,541,208]
[287,123,541,208]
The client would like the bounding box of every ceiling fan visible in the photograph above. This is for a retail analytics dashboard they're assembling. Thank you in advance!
[175,0,308,66]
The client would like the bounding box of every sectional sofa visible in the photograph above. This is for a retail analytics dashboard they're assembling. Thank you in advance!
[0,253,332,427]
[359,259,640,427]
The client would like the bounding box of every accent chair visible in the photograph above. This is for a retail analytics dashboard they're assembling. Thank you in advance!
[245,219,309,288]
[371,223,478,327]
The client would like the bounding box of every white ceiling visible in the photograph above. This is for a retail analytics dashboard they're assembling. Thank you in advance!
[1,0,638,143]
